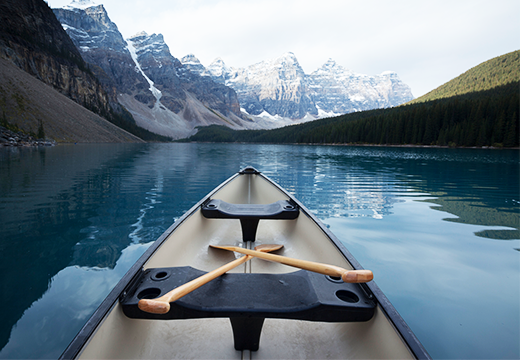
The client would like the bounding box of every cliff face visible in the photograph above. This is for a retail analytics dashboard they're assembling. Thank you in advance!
[52,5,150,106]
[0,0,145,142]
[54,4,254,139]
[0,54,143,142]
[0,0,111,118]
[128,33,243,118]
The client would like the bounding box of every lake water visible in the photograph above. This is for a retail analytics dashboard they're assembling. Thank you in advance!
[0,143,518,359]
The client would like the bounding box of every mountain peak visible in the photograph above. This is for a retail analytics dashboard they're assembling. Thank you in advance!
[281,52,297,59]
[325,58,336,65]
[64,0,97,10]
[180,54,210,77]
[207,58,229,81]
[312,58,350,76]
[277,52,299,65]
[128,31,149,40]
[181,54,201,64]
[210,57,226,66]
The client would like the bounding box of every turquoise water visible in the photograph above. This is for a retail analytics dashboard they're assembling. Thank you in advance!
[0,143,518,359]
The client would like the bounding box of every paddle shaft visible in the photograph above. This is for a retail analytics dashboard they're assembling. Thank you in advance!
[138,255,252,314]
[212,246,373,283]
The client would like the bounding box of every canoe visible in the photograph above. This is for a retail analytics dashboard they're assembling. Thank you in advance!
[60,167,430,359]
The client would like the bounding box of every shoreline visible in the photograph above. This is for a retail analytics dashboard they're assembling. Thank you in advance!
[185,140,519,150]
[0,126,56,147]
[304,142,520,150]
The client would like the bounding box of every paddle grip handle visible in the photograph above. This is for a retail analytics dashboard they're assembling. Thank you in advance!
[341,270,373,283]
[138,255,252,314]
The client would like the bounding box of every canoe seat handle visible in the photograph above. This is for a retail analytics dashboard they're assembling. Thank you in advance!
[201,199,299,241]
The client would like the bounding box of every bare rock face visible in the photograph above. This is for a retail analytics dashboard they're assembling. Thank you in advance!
[54,3,250,139]
[0,0,111,118]
[53,4,151,107]
[0,55,143,143]
[127,34,244,120]
[126,32,186,113]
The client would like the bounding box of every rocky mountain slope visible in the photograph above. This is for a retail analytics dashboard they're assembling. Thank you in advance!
[200,52,414,120]
[53,1,257,139]
[0,56,142,143]
[0,0,143,143]
[0,0,110,118]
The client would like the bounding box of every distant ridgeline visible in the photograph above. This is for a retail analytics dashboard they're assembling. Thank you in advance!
[187,51,519,148]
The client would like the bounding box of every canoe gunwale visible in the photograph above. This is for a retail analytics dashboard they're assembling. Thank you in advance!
[59,167,431,360]
[259,170,431,360]
[59,171,240,359]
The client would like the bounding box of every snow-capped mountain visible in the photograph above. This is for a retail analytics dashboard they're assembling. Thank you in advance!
[308,59,414,114]
[181,54,211,77]
[53,1,253,139]
[205,52,316,119]
[199,53,414,120]
[62,0,96,9]
[58,1,126,53]
[54,0,414,136]
[207,58,230,84]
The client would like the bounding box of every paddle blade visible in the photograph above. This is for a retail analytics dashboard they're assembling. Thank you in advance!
[254,244,284,252]
[138,299,170,314]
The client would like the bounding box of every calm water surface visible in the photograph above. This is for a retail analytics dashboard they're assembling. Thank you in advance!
[0,143,518,359]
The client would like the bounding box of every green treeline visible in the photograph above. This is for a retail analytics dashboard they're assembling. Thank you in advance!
[186,81,519,148]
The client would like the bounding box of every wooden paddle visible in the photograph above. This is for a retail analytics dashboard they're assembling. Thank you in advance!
[210,245,373,283]
[138,244,283,314]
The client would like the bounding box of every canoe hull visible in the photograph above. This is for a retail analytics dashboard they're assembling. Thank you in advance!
[60,168,429,359]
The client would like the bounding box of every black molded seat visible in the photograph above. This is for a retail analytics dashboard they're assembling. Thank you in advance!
[121,266,376,351]
[201,199,299,241]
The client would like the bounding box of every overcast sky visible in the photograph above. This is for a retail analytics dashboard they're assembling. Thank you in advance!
[47,0,519,97]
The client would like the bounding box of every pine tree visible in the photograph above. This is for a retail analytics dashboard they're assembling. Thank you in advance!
[503,113,518,147]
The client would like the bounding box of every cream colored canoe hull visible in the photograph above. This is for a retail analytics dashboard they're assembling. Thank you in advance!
[60,168,429,359]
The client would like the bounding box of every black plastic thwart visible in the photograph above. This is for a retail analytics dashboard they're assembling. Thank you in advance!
[201,199,299,241]
[120,267,376,351]
[238,166,260,174]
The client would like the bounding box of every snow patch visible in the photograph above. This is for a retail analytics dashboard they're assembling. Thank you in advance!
[257,110,285,121]
[125,38,162,104]
[64,0,97,9]
[316,105,342,118]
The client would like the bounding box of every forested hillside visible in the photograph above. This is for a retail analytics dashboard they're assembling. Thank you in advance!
[409,50,519,104]
[186,51,519,148]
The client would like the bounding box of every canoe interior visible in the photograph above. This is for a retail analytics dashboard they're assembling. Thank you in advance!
[72,171,417,359]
